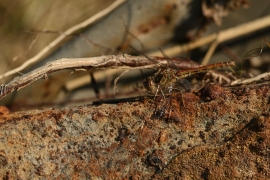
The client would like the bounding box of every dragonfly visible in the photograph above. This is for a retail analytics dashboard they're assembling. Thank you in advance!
[144,60,235,96]
[130,46,236,120]
[148,60,235,121]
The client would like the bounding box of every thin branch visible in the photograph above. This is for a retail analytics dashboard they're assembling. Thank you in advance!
[149,15,270,58]
[0,54,170,100]
[1,34,40,84]
[114,69,129,96]
[0,0,126,80]
[231,72,270,86]
[0,53,236,100]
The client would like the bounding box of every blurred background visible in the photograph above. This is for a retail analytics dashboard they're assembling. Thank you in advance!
[0,0,269,111]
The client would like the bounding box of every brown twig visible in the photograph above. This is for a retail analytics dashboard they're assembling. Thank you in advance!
[0,53,237,100]
[0,54,188,100]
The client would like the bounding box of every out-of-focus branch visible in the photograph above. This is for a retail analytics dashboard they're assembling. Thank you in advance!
[150,15,270,64]
[0,0,126,81]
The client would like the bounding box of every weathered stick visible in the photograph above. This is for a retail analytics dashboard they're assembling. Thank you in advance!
[0,54,199,100]
[0,53,236,100]
[231,72,270,85]
[0,55,146,99]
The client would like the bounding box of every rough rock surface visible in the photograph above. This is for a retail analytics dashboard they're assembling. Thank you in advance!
[0,82,269,179]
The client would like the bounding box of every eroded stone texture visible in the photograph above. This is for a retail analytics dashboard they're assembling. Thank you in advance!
[153,114,270,179]
[0,82,269,179]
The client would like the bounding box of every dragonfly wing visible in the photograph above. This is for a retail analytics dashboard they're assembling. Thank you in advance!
[174,79,192,92]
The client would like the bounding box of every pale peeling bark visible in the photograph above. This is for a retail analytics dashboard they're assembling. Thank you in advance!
[0,54,222,100]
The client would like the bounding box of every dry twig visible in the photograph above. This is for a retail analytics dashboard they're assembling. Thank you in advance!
[0,55,171,100]
[0,54,236,100]
[231,72,270,86]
